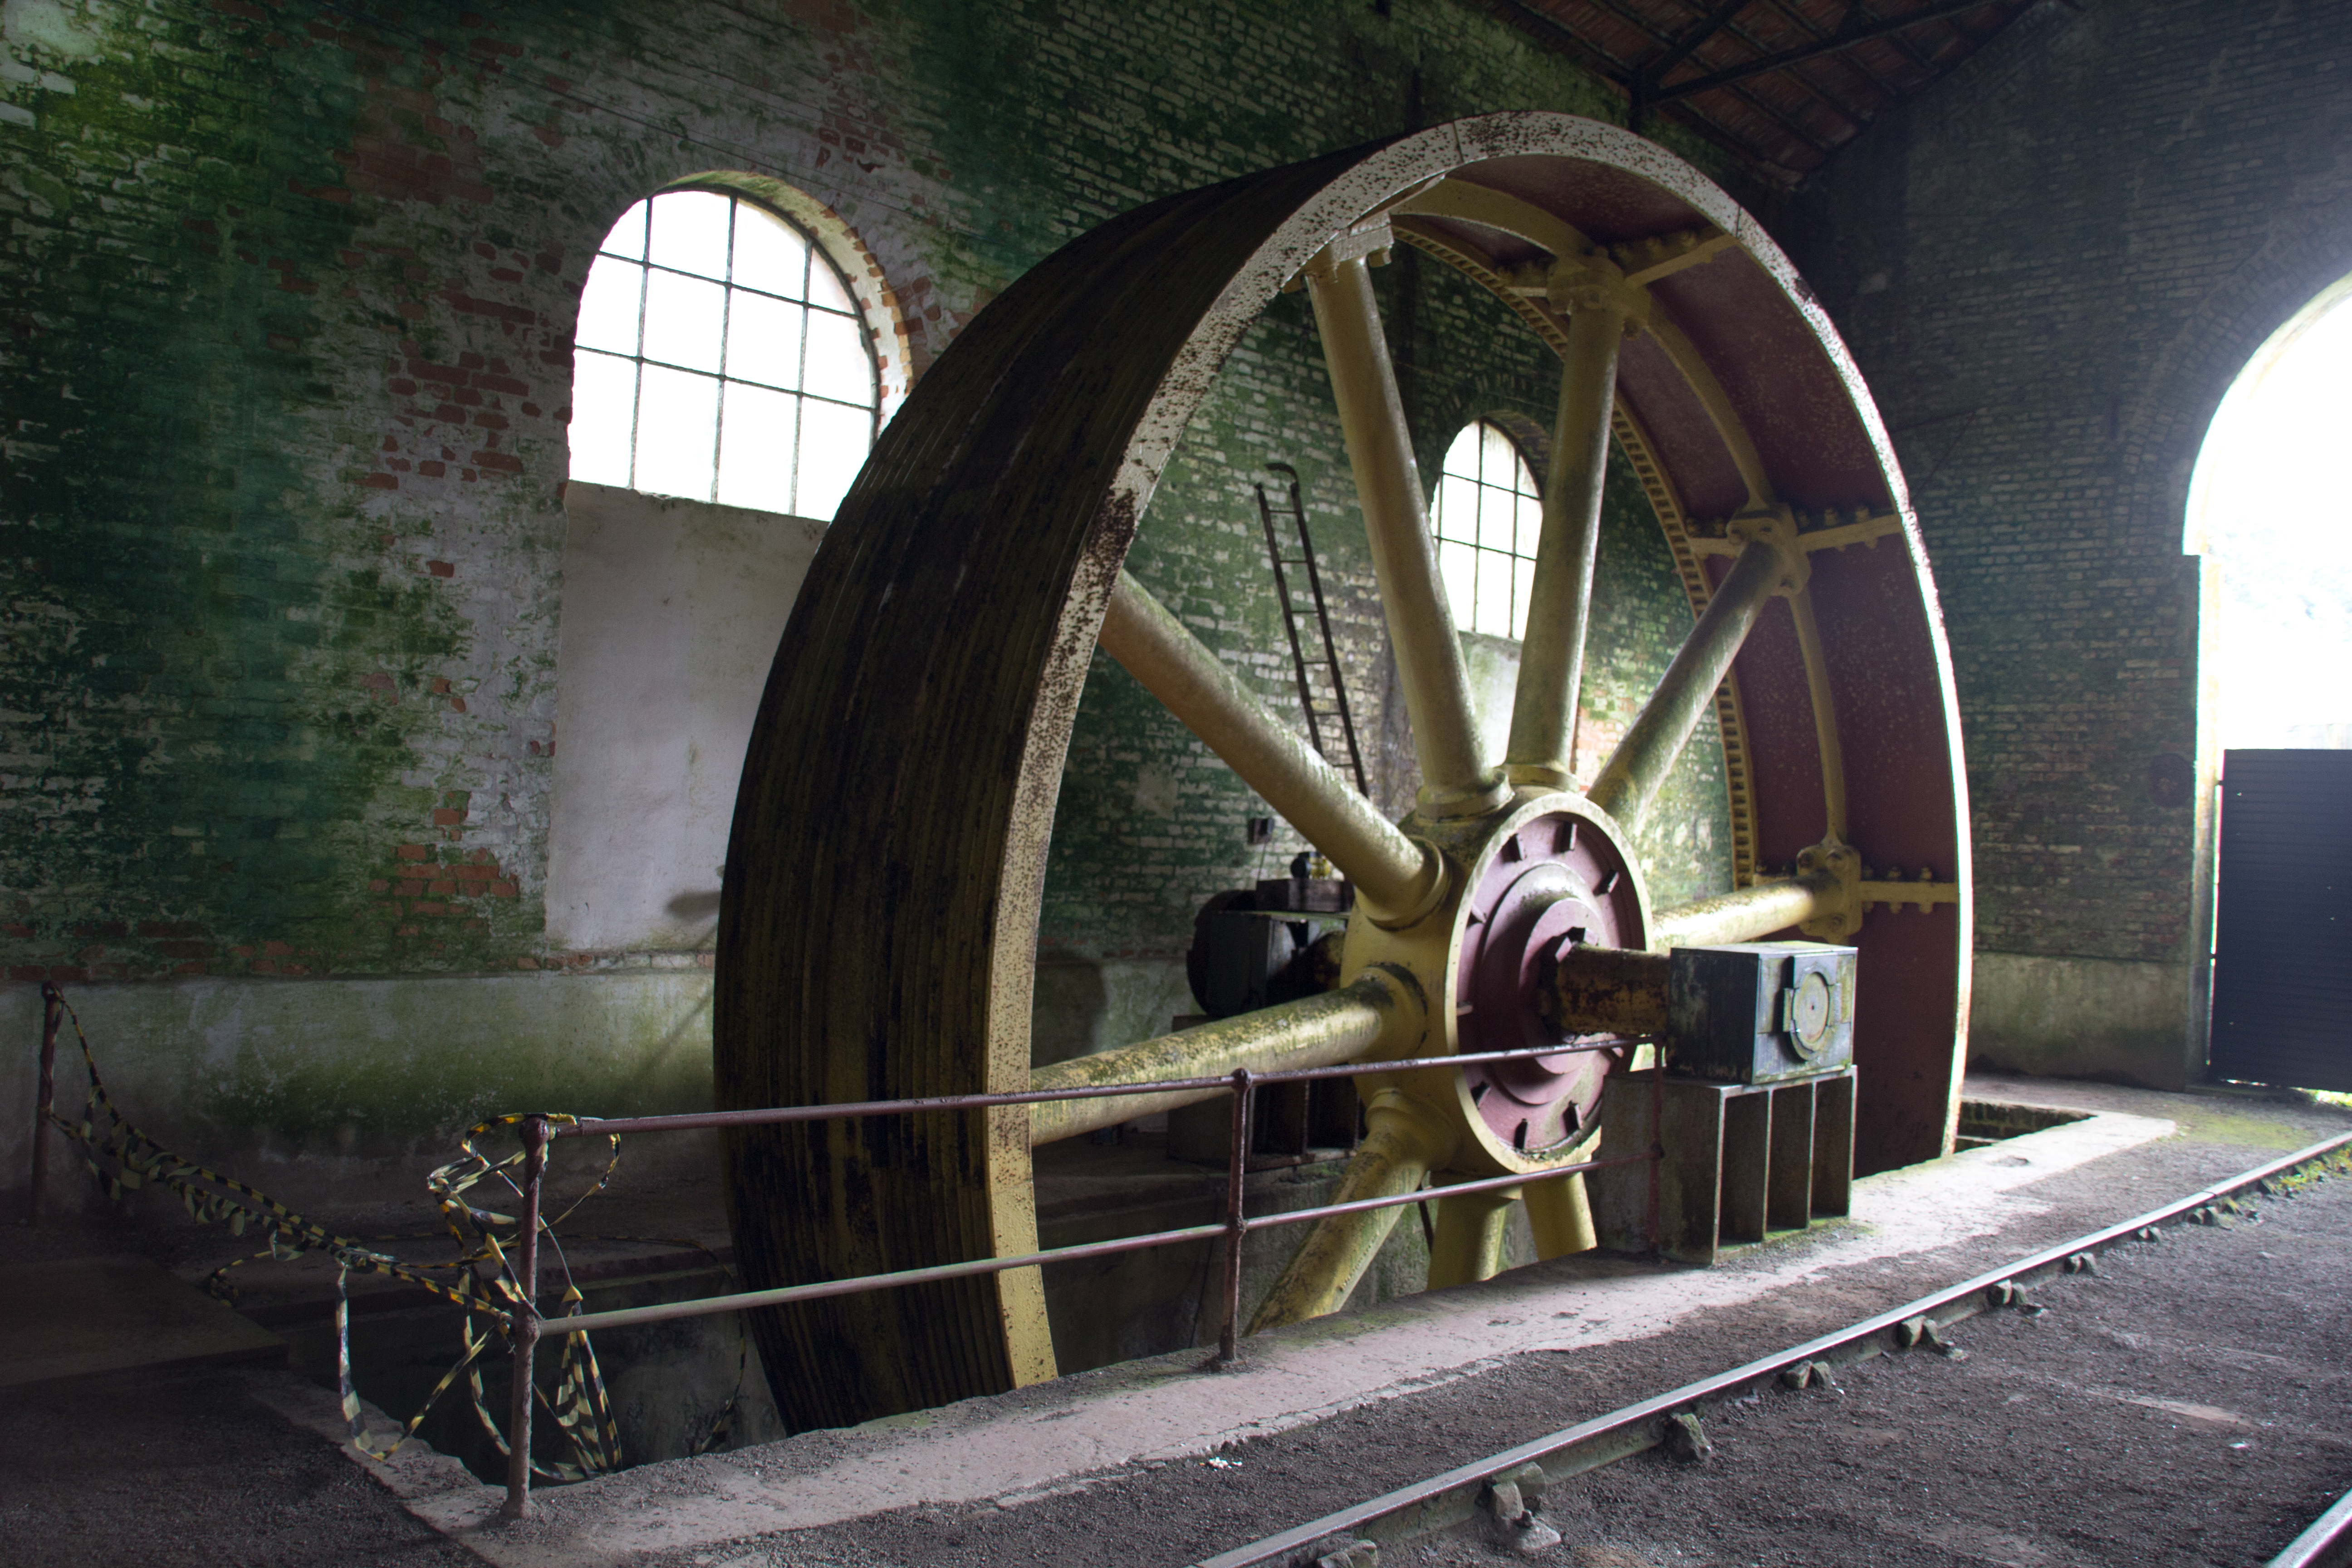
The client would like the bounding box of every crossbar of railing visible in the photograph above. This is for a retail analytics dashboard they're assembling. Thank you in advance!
[552,1039,1633,1138]
[495,1036,1662,1519]
[538,1149,1650,1339]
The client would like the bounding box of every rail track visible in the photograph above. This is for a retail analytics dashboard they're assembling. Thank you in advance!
[1196,1127,2352,1568]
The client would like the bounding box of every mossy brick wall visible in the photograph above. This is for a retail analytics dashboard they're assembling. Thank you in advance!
[1780,0,2352,977]
[0,0,1739,994]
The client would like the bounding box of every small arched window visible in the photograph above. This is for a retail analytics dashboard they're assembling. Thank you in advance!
[1431,421,1542,639]
[567,189,879,519]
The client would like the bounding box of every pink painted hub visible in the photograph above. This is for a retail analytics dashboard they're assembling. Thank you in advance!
[1456,808,1645,1155]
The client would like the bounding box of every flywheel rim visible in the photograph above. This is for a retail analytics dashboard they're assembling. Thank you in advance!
[717,113,1970,1435]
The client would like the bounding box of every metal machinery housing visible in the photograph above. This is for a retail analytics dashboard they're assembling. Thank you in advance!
[715,113,1971,1432]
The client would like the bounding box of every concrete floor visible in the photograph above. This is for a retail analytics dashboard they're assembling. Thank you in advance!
[2,1072,2347,1568]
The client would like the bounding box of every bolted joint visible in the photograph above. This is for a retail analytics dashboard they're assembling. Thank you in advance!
[1661,1410,1713,1463]
[1480,1464,1562,1558]
[1795,838,1862,940]
[1544,252,1651,332]
[1291,218,1396,290]
[1724,505,1810,597]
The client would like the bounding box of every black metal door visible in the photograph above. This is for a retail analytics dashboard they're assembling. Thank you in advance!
[2210,749,2352,1091]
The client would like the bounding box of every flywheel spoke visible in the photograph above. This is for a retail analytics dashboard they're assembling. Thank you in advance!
[1303,240,1504,818]
[1425,1186,1519,1289]
[1522,1170,1597,1259]
[1099,570,1442,922]
[1587,534,1785,828]
[1651,874,1838,950]
[1247,1088,1453,1333]
[1025,974,1412,1146]
[1505,293,1629,789]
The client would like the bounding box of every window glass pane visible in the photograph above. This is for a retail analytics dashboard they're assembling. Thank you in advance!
[600,199,648,261]
[1440,539,1478,630]
[1480,423,1515,488]
[647,190,732,280]
[1512,555,1535,641]
[1486,486,1519,554]
[1516,492,1544,559]
[725,292,803,390]
[794,397,872,520]
[716,382,798,513]
[806,254,856,314]
[1475,545,1514,636]
[1436,475,1477,544]
[642,270,725,373]
[567,351,637,487]
[575,255,643,356]
[732,204,809,299]
[802,308,874,407]
[634,364,720,499]
[1442,424,1480,481]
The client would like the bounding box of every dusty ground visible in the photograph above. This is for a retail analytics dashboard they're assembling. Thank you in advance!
[0,1363,479,1568]
[1385,1163,2352,1568]
[2,1077,2345,1568]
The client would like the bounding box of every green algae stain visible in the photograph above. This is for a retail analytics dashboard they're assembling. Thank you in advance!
[0,5,485,977]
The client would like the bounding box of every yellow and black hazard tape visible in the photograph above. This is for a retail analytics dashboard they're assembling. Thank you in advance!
[35,983,744,1480]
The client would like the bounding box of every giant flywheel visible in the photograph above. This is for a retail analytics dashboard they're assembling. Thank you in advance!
[715,113,1970,1432]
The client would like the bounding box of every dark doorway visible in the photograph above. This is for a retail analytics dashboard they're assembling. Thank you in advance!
[2209,749,2352,1091]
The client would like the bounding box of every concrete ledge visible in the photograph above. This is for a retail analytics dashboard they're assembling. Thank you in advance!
[1969,951,2198,1088]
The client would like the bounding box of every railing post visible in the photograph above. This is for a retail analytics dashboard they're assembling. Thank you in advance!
[503,1115,549,1519]
[1217,1068,1254,1365]
[1646,1063,1664,1252]
[25,982,62,1228]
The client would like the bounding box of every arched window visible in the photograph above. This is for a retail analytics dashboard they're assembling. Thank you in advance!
[1431,421,1542,639]
[567,189,879,519]
[2188,278,2352,748]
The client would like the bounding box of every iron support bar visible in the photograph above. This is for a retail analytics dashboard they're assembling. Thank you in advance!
[1650,0,2005,103]
[535,1151,1646,1342]
[1248,1154,1642,1235]
[1257,467,1370,795]
[1588,536,1785,828]
[24,982,61,1227]
[502,1115,548,1520]
[1304,246,1504,818]
[1638,0,1757,103]
[1507,294,1627,789]
[1099,569,1442,923]
[1194,1127,2352,1568]
[465,1036,1660,1514]
[1219,1069,1254,1364]
[1787,588,1849,844]
[562,1039,1633,1140]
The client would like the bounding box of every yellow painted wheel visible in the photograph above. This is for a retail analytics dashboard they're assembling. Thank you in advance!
[717,113,1969,1432]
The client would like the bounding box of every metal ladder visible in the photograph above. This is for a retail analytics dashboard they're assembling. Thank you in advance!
[1254,462,1369,796]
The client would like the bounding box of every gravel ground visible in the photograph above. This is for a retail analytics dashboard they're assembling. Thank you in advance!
[0,1365,479,1568]
[1385,1161,2352,1568]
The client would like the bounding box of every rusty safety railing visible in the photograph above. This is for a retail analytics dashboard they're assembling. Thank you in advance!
[490,1040,1661,1518]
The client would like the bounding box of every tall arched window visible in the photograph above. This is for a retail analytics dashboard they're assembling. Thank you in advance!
[1431,421,1542,639]
[2189,278,2352,748]
[567,189,879,520]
